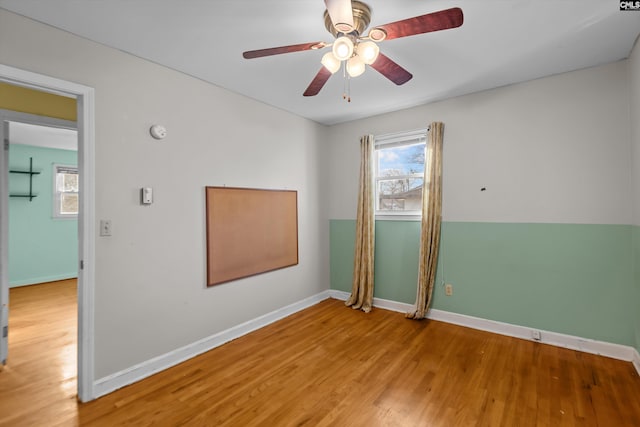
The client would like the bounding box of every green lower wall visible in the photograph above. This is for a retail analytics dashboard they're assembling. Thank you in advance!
[330,219,635,346]
[9,144,78,287]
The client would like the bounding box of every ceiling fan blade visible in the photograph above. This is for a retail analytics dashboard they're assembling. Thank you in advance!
[370,53,413,85]
[303,67,333,96]
[324,0,355,33]
[374,7,463,41]
[243,42,326,59]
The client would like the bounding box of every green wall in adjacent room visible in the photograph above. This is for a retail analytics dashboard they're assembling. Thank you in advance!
[9,144,78,287]
[330,219,635,346]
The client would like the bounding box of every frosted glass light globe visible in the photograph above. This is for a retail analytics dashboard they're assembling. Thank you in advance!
[321,52,341,74]
[347,55,365,77]
[332,36,354,61]
[356,41,380,65]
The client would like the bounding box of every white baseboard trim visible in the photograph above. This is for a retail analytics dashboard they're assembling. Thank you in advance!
[633,349,640,375]
[328,290,639,368]
[427,308,637,362]
[94,290,332,398]
[328,290,416,314]
[10,273,77,288]
[328,290,350,301]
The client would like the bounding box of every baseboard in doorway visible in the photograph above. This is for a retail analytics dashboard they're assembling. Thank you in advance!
[9,274,77,288]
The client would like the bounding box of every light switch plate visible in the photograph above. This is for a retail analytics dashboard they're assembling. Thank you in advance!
[141,187,153,205]
[100,220,112,236]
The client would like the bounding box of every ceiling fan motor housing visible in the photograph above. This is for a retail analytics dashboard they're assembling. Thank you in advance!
[323,1,372,37]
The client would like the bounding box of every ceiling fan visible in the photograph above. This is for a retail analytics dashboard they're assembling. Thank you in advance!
[242,0,463,99]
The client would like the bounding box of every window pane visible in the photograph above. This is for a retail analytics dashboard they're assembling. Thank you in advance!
[61,172,78,192]
[53,165,79,218]
[378,178,424,212]
[60,193,79,215]
[377,143,425,178]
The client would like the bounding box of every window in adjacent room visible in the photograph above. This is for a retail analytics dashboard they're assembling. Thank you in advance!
[374,129,427,218]
[53,164,78,218]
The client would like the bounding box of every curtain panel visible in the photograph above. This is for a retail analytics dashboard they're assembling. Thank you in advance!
[346,134,375,313]
[407,122,444,320]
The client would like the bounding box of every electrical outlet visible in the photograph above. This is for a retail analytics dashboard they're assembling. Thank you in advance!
[445,284,453,296]
[531,330,541,341]
[100,219,112,236]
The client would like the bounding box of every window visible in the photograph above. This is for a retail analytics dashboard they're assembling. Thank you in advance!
[53,164,78,218]
[374,130,427,217]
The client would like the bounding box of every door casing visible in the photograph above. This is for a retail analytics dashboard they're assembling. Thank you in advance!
[0,64,96,402]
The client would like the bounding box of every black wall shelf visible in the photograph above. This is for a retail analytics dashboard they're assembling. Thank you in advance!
[10,157,40,201]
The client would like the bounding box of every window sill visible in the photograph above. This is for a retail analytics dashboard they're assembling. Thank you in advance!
[53,215,78,220]
[375,214,422,221]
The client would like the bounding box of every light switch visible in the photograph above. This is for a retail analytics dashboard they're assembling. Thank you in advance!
[141,187,153,205]
[100,220,112,236]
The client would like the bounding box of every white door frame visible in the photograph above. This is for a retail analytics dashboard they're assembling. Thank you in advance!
[0,64,95,402]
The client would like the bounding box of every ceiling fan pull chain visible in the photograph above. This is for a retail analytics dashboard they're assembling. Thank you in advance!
[342,61,347,100]
[340,61,351,102]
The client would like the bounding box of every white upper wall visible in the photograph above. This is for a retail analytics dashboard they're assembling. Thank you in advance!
[0,10,329,378]
[326,61,632,225]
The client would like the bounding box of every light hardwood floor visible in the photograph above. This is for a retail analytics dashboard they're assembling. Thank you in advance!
[0,279,78,426]
[2,280,640,426]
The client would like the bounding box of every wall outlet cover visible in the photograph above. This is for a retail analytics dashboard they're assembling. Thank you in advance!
[445,284,453,296]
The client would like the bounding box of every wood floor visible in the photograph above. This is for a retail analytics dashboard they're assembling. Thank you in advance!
[2,281,640,426]
[0,279,78,426]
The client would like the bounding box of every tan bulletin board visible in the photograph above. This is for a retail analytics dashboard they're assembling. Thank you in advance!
[205,186,299,286]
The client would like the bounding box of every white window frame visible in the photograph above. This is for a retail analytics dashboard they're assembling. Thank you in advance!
[53,163,78,219]
[374,129,428,220]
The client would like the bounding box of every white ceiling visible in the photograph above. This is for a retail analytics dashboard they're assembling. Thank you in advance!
[1,1,639,125]
[9,122,77,151]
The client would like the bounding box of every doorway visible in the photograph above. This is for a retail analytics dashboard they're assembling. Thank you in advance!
[3,115,79,406]
[0,65,95,402]
[6,116,78,285]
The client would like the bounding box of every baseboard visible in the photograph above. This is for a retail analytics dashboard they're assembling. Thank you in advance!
[9,273,77,288]
[328,290,638,364]
[328,289,350,301]
[94,290,332,398]
[633,349,640,375]
[427,308,637,362]
[328,290,416,314]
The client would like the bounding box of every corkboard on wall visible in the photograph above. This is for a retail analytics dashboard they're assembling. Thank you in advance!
[205,187,299,286]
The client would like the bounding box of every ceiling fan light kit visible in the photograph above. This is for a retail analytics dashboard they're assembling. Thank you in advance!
[326,34,377,78]
[242,0,463,99]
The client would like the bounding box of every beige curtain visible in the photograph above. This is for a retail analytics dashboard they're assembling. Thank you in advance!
[346,135,375,313]
[407,123,444,320]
